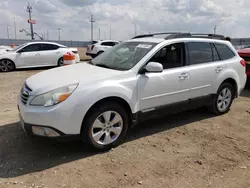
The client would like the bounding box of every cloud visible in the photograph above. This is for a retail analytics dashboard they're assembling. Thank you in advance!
[0,0,250,41]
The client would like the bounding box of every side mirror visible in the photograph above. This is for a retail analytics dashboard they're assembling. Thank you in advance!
[144,62,163,73]
[17,50,23,53]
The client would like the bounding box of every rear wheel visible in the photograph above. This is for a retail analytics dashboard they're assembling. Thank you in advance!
[210,83,235,115]
[58,57,64,67]
[81,102,129,151]
[0,59,15,72]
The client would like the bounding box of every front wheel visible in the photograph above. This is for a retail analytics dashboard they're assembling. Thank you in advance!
[0,59,15,72]
[82,102,129,151]
[210,83,235,115]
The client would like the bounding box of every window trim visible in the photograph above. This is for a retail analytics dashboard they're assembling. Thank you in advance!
[138,42,186,73]
[186,41,214,66]
[210,43,221,62]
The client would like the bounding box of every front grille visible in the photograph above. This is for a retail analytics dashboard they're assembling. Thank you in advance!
[20,83,32,105]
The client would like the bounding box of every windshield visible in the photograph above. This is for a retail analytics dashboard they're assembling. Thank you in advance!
[91,42,157,70]
[8,43,27,51]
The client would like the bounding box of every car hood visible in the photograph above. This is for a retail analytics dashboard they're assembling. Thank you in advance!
[26,62,123,95]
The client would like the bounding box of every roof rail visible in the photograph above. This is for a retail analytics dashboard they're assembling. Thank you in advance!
[166,33,226,40]
[132,32,226,40]
[132,32,181,39]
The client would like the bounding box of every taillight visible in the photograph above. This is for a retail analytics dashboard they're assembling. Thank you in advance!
[72,51,78,54]
[240,59,246,67]
[91,45,95,50]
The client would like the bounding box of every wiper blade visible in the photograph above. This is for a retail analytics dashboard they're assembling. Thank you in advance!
[95,64,112,69]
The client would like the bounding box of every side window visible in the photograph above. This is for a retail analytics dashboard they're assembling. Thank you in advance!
[188,42,213,65]
[21,44,42,52]
[211,43,220,61]
[101,42,113,46]
[149,42,185,69]
[41,44,59,51]
[214,43,235,60]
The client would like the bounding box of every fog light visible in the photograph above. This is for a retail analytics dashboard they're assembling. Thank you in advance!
[32,126,60,137]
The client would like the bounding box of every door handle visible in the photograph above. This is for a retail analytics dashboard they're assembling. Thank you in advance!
[179,73,189,80]
[215,66,223,73]
[35,53,40,56]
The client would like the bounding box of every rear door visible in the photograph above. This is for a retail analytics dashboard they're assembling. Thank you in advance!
[40,44,61,66]
[185,41,226,99]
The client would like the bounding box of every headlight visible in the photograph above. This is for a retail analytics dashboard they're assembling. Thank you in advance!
[30,83,78,107]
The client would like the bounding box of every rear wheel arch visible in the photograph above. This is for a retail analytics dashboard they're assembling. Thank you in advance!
[220,78,238,97]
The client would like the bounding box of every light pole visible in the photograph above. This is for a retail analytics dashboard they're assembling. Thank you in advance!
[133,23,137,36]
[57,28,61,41]
[6,25,9,39]
[14,19,17,39]
[27,3,34,40]
[89,14,95,42]
[110,25,111,40]
[98,28,101,40]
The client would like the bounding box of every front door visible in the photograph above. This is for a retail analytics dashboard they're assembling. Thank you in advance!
[137,42,189,112]
[17,43,43,67]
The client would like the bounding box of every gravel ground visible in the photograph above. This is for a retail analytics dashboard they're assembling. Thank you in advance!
[0,69,250,188]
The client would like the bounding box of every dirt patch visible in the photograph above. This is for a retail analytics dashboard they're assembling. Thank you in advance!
[0,70,250,188]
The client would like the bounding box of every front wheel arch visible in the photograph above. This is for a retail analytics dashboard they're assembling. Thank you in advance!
[81,97,133,135]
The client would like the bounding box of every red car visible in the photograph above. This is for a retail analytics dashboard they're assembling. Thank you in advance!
[237,47,250,79]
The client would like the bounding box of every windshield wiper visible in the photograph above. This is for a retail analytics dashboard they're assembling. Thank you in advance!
[95,64,113,69]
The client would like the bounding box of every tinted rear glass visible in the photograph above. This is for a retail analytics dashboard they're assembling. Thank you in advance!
[214,43,235,60]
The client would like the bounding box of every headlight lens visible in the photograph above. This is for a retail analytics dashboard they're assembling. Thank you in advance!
[30,83,78,107]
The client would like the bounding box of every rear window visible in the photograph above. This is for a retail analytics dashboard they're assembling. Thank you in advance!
[214,43,235,60]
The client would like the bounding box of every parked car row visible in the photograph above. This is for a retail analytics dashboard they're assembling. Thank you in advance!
[18,32,247,151]
[0,42,80,72]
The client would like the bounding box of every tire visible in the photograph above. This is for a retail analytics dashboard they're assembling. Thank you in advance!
[0,59,15,72]
[58,57,64,67]
[210,82,235,115]
[81,102,129,151]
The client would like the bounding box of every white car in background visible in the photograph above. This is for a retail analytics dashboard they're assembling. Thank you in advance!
[0,42,80,72]
[86,40,120,58]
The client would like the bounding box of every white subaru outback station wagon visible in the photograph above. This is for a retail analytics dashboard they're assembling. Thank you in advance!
[18,33,247,150]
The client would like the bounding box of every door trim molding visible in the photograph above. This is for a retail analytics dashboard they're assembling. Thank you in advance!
[142,89,189,101]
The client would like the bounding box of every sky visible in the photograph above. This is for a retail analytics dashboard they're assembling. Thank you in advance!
[0,0,249,41]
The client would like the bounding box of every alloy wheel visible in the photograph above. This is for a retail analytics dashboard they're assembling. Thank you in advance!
[91,111,123,145]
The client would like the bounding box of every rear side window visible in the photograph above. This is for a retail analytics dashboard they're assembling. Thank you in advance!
[188,42,213,65]
[41,44,59,51]
[101,42,115,46]
[214,43,235,60]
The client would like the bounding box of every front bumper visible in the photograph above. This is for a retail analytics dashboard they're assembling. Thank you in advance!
[17,94,87,137]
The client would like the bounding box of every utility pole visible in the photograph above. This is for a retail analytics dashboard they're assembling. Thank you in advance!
[104,29,106,40]
[98,28,101,40]
[133,23,137,36]
[214,25,217,34]
[6,25,9,39]
[57,28,61,41]
[27,3,34,40]
[89,14,95,42]
[14,19,17,39]
[110,25,111,40]
[47,30,49,40]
